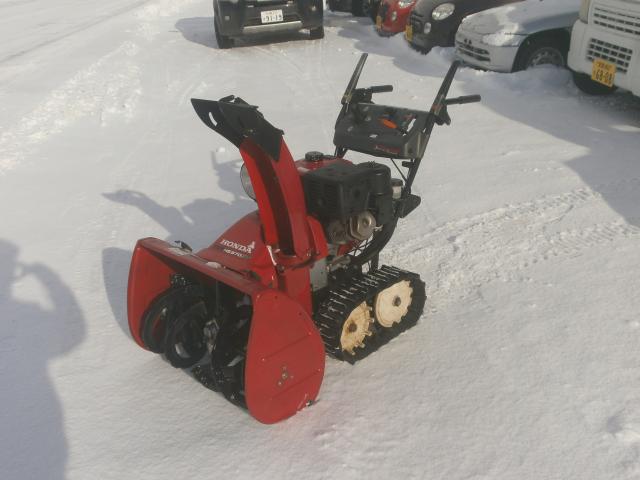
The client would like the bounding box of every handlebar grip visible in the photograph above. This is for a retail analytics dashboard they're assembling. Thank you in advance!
[369,85,394,94]
[445,95,481,105]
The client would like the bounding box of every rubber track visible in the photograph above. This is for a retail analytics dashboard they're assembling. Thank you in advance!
[313,265,426,363]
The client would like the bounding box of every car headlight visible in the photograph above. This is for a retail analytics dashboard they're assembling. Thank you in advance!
[397,0,414,8]
[391,11,398,21]
[432,2,455,21]
[424,22,432,34]
[482,32,524,47]
[240,164,256,200]
[579,0,592,22]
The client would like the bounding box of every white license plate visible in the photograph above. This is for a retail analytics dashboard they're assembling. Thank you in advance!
[261,9,283,24]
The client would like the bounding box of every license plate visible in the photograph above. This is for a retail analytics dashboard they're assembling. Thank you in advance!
[376,15,382,28]
[405,24,413,41]
[591,58,616,87]
[261,9,283,24]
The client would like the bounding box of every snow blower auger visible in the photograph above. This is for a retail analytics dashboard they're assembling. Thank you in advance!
[127,53,480,424]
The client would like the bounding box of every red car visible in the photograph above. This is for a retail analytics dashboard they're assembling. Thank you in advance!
[375,0,417,36]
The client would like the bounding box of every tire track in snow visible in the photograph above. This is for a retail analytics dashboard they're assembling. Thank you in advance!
[0,42,143,173]
[0,0,37,10]
[248,36,337,147]
[0,0,203,174]
[135,0,201,40]
[604,401,640,477]
[386,180,640,308]
[0,0,150,64]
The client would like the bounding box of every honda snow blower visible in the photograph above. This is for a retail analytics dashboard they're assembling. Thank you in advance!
[127,54,480,424]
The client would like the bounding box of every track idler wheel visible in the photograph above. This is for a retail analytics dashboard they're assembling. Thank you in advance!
[374,280,413,328]
[314,266,426,363]
[340,302,373,355]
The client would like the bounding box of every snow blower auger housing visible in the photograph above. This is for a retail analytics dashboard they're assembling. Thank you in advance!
[127,54,480,424]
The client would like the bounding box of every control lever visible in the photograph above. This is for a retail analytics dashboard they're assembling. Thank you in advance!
[444,95,481,105]
[435,95,480,125]
[351,85,394,105]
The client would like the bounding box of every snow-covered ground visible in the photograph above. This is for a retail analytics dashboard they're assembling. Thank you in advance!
[2,1,640,479]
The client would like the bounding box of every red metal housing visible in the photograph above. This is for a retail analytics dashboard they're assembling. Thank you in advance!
[127,133,329,424]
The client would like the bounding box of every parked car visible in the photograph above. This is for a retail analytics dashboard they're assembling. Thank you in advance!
[568,0,640,96]
[327,0,380,19]
[214,0,324,48]
[455,0,580,72]
[406,0,521,53]
[375,0,417,36]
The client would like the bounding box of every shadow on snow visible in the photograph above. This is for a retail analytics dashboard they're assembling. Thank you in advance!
[101,153,253,341]
[0,239,86,480]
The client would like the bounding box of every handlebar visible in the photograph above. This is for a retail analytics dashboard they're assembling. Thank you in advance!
[369,85,394,94]
[342,53,368,105]
[335,53,482,169]
[444,95,481,106]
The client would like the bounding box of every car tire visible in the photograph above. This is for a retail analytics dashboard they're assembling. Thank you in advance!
[214,18,234,49]
[328,0,339,11]
[514,34,568,71]
[368,0,379,21]
[351,0,366,17]
[309,26,325,39]
[408,41,432,55]
[572,71,617,95]
[361,0,376,19]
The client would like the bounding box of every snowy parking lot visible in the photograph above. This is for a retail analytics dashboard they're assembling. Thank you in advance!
[1,1,640,479]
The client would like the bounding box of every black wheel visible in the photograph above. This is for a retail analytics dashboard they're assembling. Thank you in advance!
[361,0,375,19]
[368,0,379,21]
[165,301,209,369]
[572,71,617,95]
[214,18,234,49]
[351,0,366,17]
[514,34,568,71]
[328,0,339,11]
[140,288,186,353]
[309,26,324,39]
[408,41,432,55]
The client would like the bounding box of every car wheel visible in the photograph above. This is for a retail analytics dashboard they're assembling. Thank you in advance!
[408,41,432,55]
[328,0,339,11]
[309,26,325,39]
[514,34,568,71]
[368,0,380,21]
[351,0,366,17]
[572,71,617,95]
[214,18,234,49]
[361,0,375,19]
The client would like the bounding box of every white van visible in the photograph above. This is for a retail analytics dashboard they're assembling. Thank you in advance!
[568,0,640,95]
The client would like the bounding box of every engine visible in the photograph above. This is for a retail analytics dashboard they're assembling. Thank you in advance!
[299,153,404,294]
[301,157,397,245]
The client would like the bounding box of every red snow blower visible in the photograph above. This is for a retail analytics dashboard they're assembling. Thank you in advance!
[127,54,480,423]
